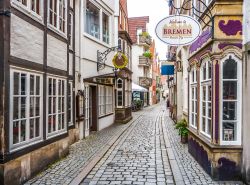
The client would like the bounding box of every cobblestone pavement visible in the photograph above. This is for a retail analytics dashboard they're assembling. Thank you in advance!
[81,103,244,185]
[162,103,244,185]
[25,112,142,185]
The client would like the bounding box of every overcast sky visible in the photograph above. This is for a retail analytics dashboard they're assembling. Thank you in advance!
[127,0,170,60]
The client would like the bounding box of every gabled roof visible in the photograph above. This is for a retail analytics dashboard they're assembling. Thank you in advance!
[128,16,149,44]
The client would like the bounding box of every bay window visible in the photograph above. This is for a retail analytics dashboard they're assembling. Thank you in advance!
[47,77,66,137]
[200,60,212,137]
[221,55,242,145]
[189,67,197,129]
[49,0,67,33]
[10,69,43,150]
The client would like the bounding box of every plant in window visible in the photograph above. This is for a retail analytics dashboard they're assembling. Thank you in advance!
[175,119,188,143]
[143,51,152,59]
[139,32,150,38]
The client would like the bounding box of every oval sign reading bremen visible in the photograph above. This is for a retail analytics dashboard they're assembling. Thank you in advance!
[155,14,201,46]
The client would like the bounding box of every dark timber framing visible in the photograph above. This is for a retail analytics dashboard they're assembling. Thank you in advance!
[0,0,76,164]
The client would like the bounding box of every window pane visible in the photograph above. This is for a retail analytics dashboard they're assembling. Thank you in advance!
[208,62,212,79]
[202,102,206,116]
[223,57,237,79]
[208,102,211,118]
[223,102,237,120]
[30,75,35,95]
[30,97,35,117]
[207,119,211,135]
[48,115,52,133]
[36,76,40,95]
[223,122,236,141]
[203,64,206,80]
[13,121,19,144]
[35,118,40,137]
[21,73,26,95]
[30,119,34,139]
[118,91,123,106]
[49,78,52,95]
[20,120,26,142]
[13,97,19,120]
[102,13,109,43]
[14,72,19,95]
[117,79,123,88]
[85,0,100,39]
[202,86,206,101]
[223,81,237,100]
[49,97,52,114]
[21,97,26,118]
[202,117,206,132]
[208,85,212,101]
[36,97,40,116]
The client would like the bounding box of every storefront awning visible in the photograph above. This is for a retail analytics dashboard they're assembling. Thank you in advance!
[132,82,148,92]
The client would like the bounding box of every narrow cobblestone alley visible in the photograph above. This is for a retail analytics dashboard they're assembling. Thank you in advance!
[81,103,244,185]
[25,104,244,185]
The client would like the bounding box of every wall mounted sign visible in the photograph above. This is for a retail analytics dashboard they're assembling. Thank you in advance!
[112,52,128,69]
[155,15,201,46]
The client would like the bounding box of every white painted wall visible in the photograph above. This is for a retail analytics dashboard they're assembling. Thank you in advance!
[181,47,189,115]
[98,114,115,131]
[131,45,144,84]
[10,14,43,64]
[243,1,250,44]
[47,35,67,71]
[69,53,73,76]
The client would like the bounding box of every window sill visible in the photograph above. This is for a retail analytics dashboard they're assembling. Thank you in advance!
[47,130,67,139]
[83,32,112,48]
[47,24,67,40]
[11,1,43,25]
[10,138,43,153]
[98,112,114,119]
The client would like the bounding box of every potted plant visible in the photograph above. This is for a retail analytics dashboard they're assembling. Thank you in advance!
[143,51,152,59]
[175,119,188,144]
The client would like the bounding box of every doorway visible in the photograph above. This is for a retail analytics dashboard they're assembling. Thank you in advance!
[89,86,98,132]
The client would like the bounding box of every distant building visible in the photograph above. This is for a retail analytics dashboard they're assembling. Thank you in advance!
[128,16,152,107]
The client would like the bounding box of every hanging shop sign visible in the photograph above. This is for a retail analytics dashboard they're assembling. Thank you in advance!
[112,52,128,69]
[155,14,201,46]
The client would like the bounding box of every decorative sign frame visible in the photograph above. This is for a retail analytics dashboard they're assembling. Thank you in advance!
[155,14,201,46]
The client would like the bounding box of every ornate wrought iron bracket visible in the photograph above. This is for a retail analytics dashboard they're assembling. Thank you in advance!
[97,46,120,71]
[167,0,213,27]
[0,9,11,17]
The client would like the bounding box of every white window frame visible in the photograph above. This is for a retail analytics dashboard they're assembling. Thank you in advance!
[69,11,73,49]
[11,0,43,22]
[220,54,242,145]
[68,81,73,126]
[48,0,68,36]
[9,68,43,152]
[105,86,113,114]
[102,11,110,44]
[84,0,111,45]
[47,76,67,138]
[98,85,105,116]
[189,67,197,129]
[200,58,212,138]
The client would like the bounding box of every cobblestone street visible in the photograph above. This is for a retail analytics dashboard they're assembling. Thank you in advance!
[81,103,244,185]
[26,103,244,185]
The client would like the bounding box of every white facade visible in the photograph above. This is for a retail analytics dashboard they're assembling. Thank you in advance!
[75,0,118,138]
[131,45,145,84]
